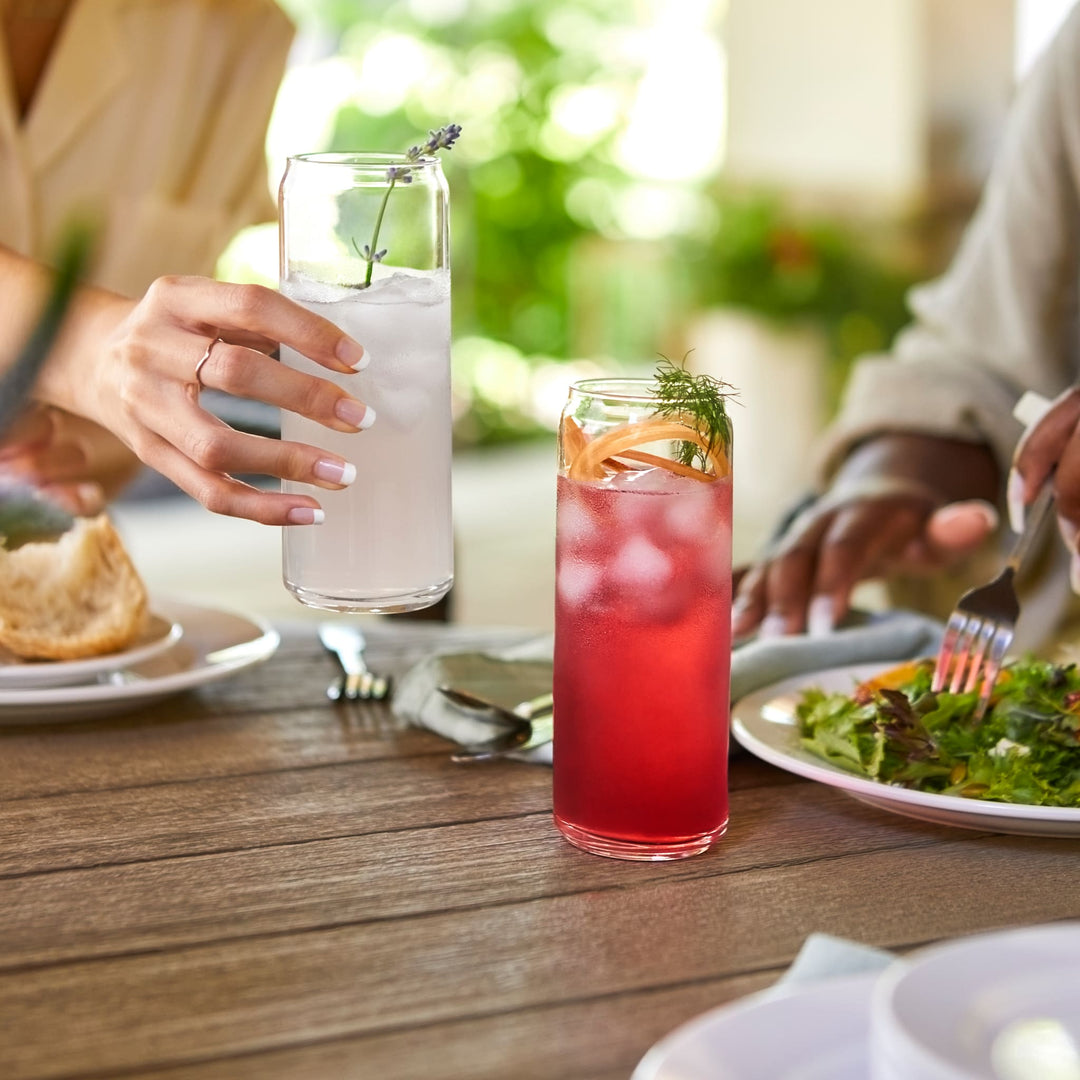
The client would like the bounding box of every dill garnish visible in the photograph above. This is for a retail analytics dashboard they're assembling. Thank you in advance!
[653,357,736,471]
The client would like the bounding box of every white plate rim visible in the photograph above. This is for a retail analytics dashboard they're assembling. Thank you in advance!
[0,611,183,688]
[632,972,877,1080]
[0,596,279,717]
[731,663,1080,827]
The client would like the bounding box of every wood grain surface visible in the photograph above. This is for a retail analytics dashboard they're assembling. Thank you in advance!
[2,621,1079,1080]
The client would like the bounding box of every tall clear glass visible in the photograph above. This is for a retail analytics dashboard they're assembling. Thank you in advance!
[553,378,733,860]
[279,153,452,612]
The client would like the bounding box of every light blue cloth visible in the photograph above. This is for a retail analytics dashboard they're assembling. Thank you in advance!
[728,610,943,705]
[776,933,897,989]
[394,610,945,765]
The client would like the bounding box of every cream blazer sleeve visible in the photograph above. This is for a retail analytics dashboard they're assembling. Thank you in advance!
[0,0,294,296]
[814,3,1080,483]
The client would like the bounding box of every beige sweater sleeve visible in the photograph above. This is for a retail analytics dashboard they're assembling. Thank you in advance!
[815,5,1080,483]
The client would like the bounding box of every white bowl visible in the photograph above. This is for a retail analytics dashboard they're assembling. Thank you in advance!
[870,923,1080,1080]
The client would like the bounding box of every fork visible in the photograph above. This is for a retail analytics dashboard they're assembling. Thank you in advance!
[318,622,392,702]
[931,479,1056,718]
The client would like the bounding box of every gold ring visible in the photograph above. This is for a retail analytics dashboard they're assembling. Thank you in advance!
[194,337,225,388]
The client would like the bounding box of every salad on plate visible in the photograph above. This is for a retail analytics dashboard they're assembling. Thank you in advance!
[796,658,1080,807]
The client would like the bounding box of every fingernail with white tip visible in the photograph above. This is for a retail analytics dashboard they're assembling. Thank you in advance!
[337,337,368,371]
[758,613,788,639]
[1012,389,1054,428]
[287,506,324,525]
[335,398,375,429]
[313,459,356,486]
[807,596,835,637]
[1007,468,1026,535]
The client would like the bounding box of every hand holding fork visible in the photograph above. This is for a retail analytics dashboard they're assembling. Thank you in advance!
[932,391,1060,718]
[931,478,1055,718]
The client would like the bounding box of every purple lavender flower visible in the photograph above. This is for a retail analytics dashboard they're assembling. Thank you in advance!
[358,122,462,288]
[406,124,463,161]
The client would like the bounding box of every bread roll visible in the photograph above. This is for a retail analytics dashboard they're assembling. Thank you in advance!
[0,515,148,660]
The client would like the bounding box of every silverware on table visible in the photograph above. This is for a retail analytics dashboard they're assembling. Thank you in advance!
[931,478,1056,720]
[438,685,554,762]
[450,725,536,762]
[318,622,392,702]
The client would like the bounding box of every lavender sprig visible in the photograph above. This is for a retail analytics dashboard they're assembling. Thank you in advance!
[357,124,462,289]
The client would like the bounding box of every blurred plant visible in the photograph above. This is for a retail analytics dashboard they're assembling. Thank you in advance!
[269,0,673,449]
[683,192,918,400]
[264,1,919,442]
[315,0,650,363]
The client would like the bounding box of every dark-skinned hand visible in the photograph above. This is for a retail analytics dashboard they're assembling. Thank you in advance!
[733,432,1001,637]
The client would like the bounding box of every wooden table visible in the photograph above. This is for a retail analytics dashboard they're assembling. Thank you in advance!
[3,620,1080,1080]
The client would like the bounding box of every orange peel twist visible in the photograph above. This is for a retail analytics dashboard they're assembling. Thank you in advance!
[563,415,729,483]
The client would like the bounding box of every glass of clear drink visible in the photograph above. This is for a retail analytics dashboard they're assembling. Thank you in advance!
[278,152,452,613]
[553,376,733,860]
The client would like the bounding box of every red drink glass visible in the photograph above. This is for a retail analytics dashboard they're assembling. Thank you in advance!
[552,377,732,860]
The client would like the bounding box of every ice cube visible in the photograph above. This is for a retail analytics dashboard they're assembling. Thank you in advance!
[608,467,687,494]
[353,270,450,307]
[283,276,357,305]
[665,484,719,540]
[610,535,673,589]
[557,496,597,547]
[368,383,434,429]
[283,270,450,307]
[642,576,694,624]
[557,560,602,606]
[701,524,733,587]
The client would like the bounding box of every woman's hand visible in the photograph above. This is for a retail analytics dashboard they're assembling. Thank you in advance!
[732,434,1001,637]
[36,275,374,526]
[1008,386,1080,591]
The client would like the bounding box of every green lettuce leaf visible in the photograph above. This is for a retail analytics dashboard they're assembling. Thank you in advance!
[795,658,1080,807]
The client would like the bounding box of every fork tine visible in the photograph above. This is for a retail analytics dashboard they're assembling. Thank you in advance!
[932,611,966,692]
[972,624,1014,722]
[962,621,996,694]
[948,617,982,694]
[932,475,1053,713]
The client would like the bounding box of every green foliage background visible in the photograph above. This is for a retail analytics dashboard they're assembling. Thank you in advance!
[272,0,918,443]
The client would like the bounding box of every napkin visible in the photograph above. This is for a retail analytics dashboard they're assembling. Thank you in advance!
[392,636,556,763]
[393,609,945,765]
[775,932,896,990]
[728,609,944,705]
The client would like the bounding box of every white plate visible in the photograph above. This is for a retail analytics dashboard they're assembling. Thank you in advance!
[0,597,279,723]
[632,973,876,1080]
[872,923,1080,1080]
[0,612,182,689]
[731,664,1080,837]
